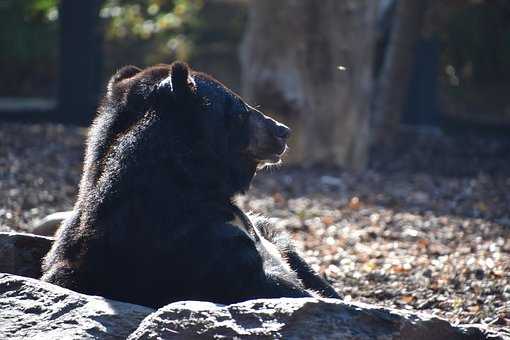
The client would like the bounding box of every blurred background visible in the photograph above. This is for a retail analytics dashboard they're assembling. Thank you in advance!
[0,0,509,331]
[1,0,510,168]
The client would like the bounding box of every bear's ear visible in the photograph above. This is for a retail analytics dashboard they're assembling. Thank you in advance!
[111,65,142,83]
[163,61,195,97]
[107,65,142,96]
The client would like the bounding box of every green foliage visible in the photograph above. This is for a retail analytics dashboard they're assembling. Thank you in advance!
[0,0,202,60]
[0,0,59,96]
[100,0,203,74]
[101,0,202,40]
[0,0,58,62]
[0,0,245,96]
[0,0,204,96]
[29,0,57,15]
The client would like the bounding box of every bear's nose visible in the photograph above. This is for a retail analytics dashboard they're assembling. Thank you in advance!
[274,123,291,139]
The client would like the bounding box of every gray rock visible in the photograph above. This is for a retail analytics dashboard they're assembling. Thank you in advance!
[128,298,507,340]
[31,210,73,236]
[0,273,154,340]
[0,232,54,278]
[0,233,506,339]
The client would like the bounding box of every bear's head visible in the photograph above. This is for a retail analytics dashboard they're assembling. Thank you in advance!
[100,61,290,198]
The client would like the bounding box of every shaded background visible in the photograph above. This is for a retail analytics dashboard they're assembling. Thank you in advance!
[1,0,509,164]
[0,0,509,332]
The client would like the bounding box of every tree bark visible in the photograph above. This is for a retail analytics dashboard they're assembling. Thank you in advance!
[372,0,428,145]
[240,0,377,169]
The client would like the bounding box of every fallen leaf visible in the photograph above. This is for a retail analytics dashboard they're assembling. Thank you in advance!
[348,196,361,209]
[400,295,415,304]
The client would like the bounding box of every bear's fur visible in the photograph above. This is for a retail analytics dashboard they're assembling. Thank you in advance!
[41,62,340,307]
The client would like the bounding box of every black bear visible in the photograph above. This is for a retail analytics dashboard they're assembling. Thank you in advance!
[41,62,340,307]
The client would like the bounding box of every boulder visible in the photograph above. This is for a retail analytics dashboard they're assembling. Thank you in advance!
[128,298,507,340]
[0,232,54,278]
[0,232,507,339]
[0,274,154,340]
[31,210,73,236]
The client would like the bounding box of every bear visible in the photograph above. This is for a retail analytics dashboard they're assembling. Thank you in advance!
[41,61,340,308]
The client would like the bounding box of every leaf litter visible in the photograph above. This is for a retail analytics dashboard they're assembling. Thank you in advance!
[0,123,509,333]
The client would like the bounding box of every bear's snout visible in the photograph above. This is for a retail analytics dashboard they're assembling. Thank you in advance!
[246,107,290,164]
[272,121,291,139]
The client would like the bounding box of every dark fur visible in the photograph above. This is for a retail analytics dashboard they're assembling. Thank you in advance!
[41,62,340,307]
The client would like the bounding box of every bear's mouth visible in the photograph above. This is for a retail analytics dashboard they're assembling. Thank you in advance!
[271,137,288,160]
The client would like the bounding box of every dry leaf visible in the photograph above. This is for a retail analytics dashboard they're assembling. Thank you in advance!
[321,215,334,226]
[349,196,361,209]
[400,295,415,304]
[467,305,480,313]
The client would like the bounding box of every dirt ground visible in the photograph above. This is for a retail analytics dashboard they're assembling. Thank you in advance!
[1,123,509,333]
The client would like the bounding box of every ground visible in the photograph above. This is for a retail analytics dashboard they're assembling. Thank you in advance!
[0,123,509,333]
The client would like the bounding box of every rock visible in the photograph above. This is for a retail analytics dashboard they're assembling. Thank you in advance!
[0,232,506,339]
[0,232,54,278]
[0,274,154,340]
[128,298,507,340]
[31,210,73,236]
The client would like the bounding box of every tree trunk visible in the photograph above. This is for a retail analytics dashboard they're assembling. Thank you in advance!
[372,0,428,145]
[240,0,377,169]
[58,0,103,125]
